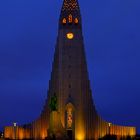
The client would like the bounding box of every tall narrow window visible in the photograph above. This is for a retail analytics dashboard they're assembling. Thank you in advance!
[69,84,71,89]
[74,18,78,24]
[62,18,67,24]
[68,74,71,78]
[68,65,71,69]
[68,14,73,23]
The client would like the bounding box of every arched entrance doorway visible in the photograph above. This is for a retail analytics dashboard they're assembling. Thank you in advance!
[65,102,75,140]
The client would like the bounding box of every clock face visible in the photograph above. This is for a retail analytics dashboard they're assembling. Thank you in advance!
[67,33,74,39]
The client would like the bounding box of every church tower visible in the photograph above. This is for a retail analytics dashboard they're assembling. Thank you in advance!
[30,0,136,139]
[4,0,136,139]
[44,0,99,139]
[35,0,100,139]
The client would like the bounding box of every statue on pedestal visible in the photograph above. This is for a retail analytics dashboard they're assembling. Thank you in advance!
[47,94,67,140]
[49,94,57,111]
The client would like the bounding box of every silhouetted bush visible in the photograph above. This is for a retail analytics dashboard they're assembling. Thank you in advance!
[99,134,117,140]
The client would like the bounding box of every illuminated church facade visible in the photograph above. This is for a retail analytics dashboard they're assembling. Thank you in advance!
[4,0,136,139]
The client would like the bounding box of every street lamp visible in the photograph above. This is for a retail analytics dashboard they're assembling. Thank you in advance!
[108,123,111,135]
[1,133,4,138]
[13,122,17,140]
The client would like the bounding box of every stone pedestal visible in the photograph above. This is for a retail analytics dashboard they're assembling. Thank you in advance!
[47,111,67,139]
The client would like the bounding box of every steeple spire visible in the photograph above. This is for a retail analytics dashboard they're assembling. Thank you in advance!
[61,0,80,12]
[59,0,81,29]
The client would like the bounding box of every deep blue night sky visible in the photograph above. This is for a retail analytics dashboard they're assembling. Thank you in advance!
[0,0,140,133]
